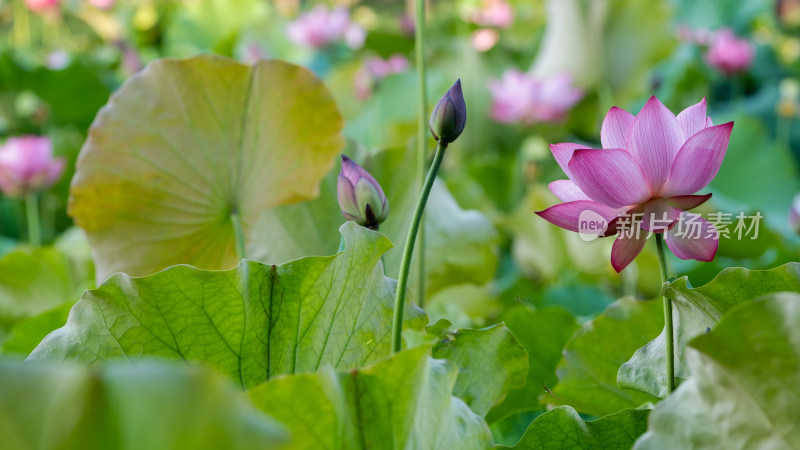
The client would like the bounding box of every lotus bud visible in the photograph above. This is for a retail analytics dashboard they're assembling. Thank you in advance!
[337,154,389,230]
[0,136,65,198]
[430,79,467,143]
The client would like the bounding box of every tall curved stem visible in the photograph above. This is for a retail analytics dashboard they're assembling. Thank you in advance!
[392,141,446,353]
[415,0,428,309]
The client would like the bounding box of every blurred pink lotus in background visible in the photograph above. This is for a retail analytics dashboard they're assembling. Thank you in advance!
[364,54,409,78]
[469,0,513,28]
[791,193,800,233]
[287,6,365,50]
[676,25,713,45]
[25,0,60,14]
[537,97,733,272]
[0,136,65,198]
[88,0,114,10]
[354,54,410,100]
[471,28,500,52]
[488,70,583,124]
[398,14,415,37]
[705,28,754,75]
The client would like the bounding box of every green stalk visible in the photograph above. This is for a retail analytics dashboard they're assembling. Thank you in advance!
[414,0,428,309]
[231,212,246,260]
[392,141,447,353]
[655,233,675,394]
[25,194,41,247]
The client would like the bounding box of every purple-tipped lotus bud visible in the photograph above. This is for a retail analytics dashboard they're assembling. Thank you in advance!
[337,154,389,230]
[430,79,467,143]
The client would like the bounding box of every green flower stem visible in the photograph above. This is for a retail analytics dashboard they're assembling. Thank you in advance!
[231,212,246,261]
[25,194,41,247]
[655,233,675,394]
[392,141,447,353]
[415,0,428,309]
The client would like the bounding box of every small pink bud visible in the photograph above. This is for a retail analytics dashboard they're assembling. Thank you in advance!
[430,79,467,143]
[337,155,389,230]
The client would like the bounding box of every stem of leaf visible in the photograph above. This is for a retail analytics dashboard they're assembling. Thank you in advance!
[392,141,447,353]
[655,233,675,394]
[415,0,428,309]
[25,193,41,247]
[231,212,246,261]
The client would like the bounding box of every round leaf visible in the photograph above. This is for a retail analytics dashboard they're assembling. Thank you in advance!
[69,55,344,282]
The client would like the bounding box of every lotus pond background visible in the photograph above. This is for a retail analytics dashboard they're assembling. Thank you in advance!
[1,0,800,448]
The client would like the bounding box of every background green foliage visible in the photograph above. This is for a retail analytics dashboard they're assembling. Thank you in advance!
[1,0,799,448]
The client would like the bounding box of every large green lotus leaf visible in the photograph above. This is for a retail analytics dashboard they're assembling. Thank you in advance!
[499,406,650,450]
[28,223,427,388]
[487,306,580,422]
[619,263,800,398]
[252,147,500,298]
[69,55,344,282]
[406,320,528,417]
[0,248,89,338]
[548,298,662,416]
[249,346,493,449]
[0,359,287,450]
[634,293,800,449]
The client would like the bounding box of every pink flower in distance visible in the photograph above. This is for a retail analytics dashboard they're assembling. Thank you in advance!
[88,0,114,9]
[536,97,734,272]
[364,54,409,78]
[488,70,583,125]
[470,0,513,29]
[25,0,60,14]
[705,28,754,75]
[355,54,410,100]
[790,193,800,234]
[287,6,365,50]
[0,136,65,198]
[471,28,500,52]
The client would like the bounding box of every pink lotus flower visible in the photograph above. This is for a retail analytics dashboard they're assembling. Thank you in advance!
[705,28,754,75]
[488,70,583,125]
[287,6,365,50]
[536,97,734,272]
[469,0,513,29]
[25,0,60,14]
[0,136,65,198]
